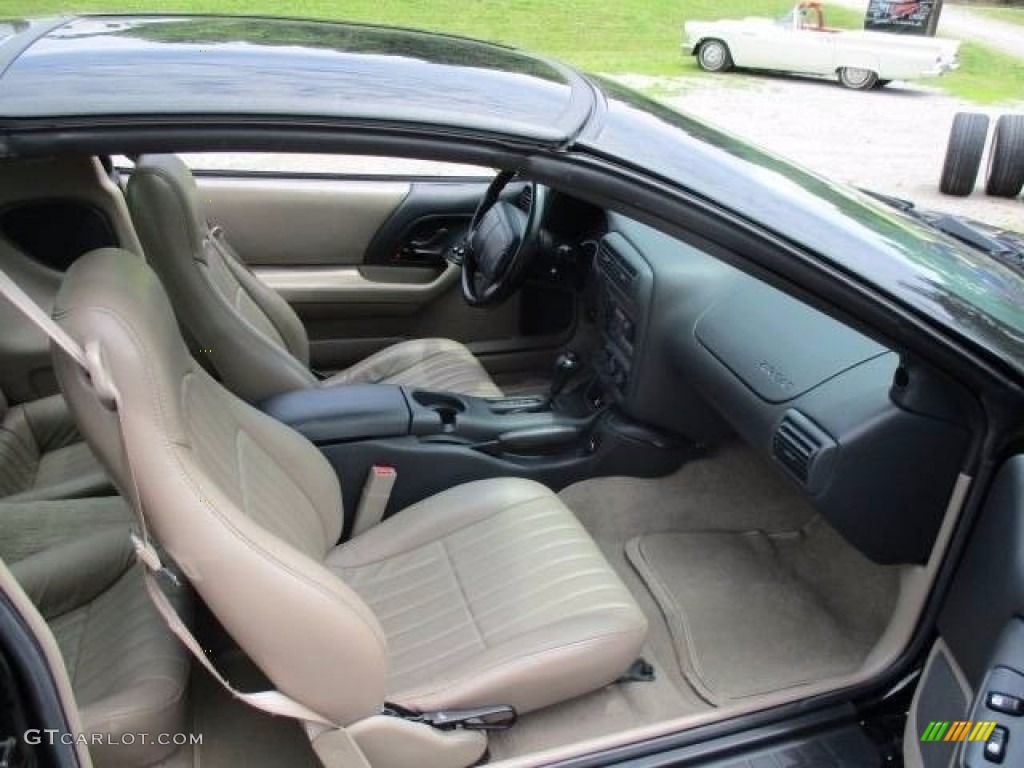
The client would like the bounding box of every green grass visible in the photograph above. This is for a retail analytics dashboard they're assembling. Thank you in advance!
[0,0,1017,102]
[0,0,861,75]
[938,41,1024,103]
[969,5,1024,26]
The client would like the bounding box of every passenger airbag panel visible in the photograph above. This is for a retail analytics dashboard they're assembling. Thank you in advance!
[695,280,887,403]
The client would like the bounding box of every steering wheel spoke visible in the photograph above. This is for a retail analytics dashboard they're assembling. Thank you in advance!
[460,172,545,307]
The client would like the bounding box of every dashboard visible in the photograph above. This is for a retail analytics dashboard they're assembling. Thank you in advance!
[585,212,972,565]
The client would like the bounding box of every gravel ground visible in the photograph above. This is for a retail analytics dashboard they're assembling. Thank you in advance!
[618,72,1023,230]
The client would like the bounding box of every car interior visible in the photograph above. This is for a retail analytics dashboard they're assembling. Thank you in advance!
[0,150,977,767]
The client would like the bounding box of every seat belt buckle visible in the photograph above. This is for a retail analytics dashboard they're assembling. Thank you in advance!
[352,465,396,537]
[130,532,181,588]
[384,703,517,732]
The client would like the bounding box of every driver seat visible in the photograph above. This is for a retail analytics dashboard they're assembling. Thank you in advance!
[125,154,501,404]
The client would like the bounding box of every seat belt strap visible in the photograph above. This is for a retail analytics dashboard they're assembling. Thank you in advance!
[0,267,337,730]
[131,535,334,726]
[0,270,87,369]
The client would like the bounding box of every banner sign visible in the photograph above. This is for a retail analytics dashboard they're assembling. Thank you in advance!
[864,0,942,35]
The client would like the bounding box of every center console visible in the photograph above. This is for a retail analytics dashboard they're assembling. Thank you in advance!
[593,233,651,404]
[261,381,687,534]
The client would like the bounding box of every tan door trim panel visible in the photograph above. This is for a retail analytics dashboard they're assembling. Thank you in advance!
[195,177,410,267]
[254,264,460,305]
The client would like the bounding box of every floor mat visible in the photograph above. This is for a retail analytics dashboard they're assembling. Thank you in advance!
[626,530,881,706]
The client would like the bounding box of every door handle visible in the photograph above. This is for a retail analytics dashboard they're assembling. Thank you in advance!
[400,228,450,261]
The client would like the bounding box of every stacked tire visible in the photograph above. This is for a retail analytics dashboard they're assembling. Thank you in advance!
[940,112,1024,199]
[986,115,1024,198]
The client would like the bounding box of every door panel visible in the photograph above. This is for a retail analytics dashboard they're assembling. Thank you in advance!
[193,169,575,376]
[362,181,488,266]
[732,24,793,70]
[253,263,460,306]
[792,31,837,75]
[905,640,972,768]
[907,455,1024,767]
[195,177,409,266]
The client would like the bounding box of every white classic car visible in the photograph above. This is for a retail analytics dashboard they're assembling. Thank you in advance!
[682,2,960,90]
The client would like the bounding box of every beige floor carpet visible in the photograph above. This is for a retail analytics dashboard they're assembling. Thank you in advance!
[626,526,895,705]
[491,445,900,758]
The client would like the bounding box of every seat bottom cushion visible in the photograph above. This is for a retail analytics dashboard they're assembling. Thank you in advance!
[13,531,190,767]
[323,338,502,399]
[327,478,647,715]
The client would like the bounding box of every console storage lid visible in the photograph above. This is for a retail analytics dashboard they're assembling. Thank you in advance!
[260,384,411,444]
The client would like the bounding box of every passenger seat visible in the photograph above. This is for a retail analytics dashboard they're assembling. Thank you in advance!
[52,247,647,767]
[0,389,111,501]
[10,528,191,767]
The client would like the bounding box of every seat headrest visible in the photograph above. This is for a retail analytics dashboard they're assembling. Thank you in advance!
[54,247,190,377]
[129,154,208,252]
[52,247,194,491]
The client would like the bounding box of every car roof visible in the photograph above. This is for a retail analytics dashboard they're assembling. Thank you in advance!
[0,15,595,143]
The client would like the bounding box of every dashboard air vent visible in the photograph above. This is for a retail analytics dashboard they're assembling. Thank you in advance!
[772,410,836,491]
[597,241,638,292]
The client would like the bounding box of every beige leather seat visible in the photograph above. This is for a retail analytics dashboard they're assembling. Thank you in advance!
[0,389,110,501]
[125,154,501,404]
[53,248,646,767]
[10,528,190,767]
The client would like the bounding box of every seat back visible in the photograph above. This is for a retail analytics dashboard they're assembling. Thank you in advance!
[126,154,316,403]
[0,386,38,497]
[53,248,387,726]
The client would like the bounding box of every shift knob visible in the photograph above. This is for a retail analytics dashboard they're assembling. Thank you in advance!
[549,351,581,400]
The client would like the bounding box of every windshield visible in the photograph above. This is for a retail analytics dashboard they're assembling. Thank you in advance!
[865,203,1024,344]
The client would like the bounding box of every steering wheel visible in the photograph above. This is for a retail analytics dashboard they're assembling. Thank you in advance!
[456,171,546,308]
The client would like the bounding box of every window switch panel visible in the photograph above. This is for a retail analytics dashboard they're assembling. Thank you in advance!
[984,726,1008,764]
[988,692,1024,716]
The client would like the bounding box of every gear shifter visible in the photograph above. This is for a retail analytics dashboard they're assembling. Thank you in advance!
[543,351,581,409]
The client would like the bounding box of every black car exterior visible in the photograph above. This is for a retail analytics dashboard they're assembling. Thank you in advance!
[1,14,1022,768]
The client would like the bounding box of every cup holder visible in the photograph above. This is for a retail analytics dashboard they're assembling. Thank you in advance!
[412,391,466,433]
